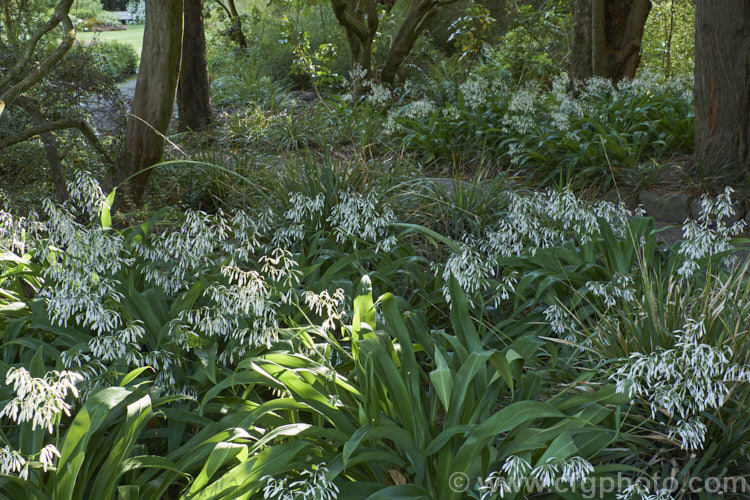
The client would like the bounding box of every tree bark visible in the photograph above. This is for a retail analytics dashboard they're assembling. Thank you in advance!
[380,0,458,85]
[178,0,213,132]
[694,1,750,183]
[330,0,379,96]
[115,0,183,206]
[570,0,651,82]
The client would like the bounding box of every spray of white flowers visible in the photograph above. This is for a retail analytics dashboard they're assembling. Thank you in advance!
[444,188,635,304]
[0,367,82,478]
[587,273,637,308]
[262,464,339,500]
[304,288,345,331]
[611,318,750,450]
[479,455,594,499]
[678,187,746,277]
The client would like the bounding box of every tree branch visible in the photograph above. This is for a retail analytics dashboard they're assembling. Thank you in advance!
[0,0,76,108]
[0,117,112,165]
[331,0,371,40]
[213,0,232,16]
[15,97,69,201]
[0,16,60,91]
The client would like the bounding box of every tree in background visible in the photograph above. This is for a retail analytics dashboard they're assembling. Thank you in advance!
[639,0,694,79]
[115,0,183,206]
[569,0,651,82]
[693,1,750,184]
[214,0,247,49]
[0,0,112,201]
[178,0,214,131]
[332,0,460,94]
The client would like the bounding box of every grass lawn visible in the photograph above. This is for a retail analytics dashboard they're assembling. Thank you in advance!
[76,24,145,55]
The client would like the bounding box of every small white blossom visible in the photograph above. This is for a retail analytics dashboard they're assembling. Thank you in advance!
[262,463,339,500]
[0,446,28,479]
[501,455,531,478]
[668,417,707,451]
[38,444,61,472]
[0,368,83,434]
[304,288,345,331]
[560,457,594,485]
[530,459,559,488]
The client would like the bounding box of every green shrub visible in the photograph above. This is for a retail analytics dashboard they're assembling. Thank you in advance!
[70,0,105,20]
[389,71,694,192]
[84,40,139,82]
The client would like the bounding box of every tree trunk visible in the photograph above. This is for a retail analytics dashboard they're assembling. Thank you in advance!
[178,0,213,132]
[346,31,374,97]
[380,0,449,85]
[330,0,379,97]
[226,0,247,49]
[115,0,183,206]
[694,1,750,183]
[215,0,247,48]
[570,0,651,82]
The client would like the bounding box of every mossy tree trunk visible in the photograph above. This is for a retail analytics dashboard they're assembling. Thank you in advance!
[215,0,247,49]
[694,0,750,183]
[330,0,379,97]
[115,0,183,206]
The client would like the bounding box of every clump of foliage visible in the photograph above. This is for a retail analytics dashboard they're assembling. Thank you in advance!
[1,166,748,498]
[387,71,693,191]
[70,41,138,82]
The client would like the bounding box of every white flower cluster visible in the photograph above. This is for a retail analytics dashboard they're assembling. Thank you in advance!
[459,75,491,110]
[304,288,345,331]
[0,367,82,434]
[543,304,578,343]
[138,208,275,294]
[678,187,746,277]
[66,170,109,220]
[549,74,585,133]
[41,198,131,335]
[443,188,633,304]
[275,193,326,245]
[502,83,541,135]
[442,239,496,304]
[2,443,64,477]
[190,251,301,353]
[0,210,39,255]
[262,464,339,500]
[328,191,397,252]
[480,455,594,499]
[482,189,634,260]
[616,484,674,500]
[617,71,693,102]
[611,318,750,450]
[367,83,393,108]
[0,446,28,479]
[137,209,231,294]
[88,320,146,363]
[586,273,636,308]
